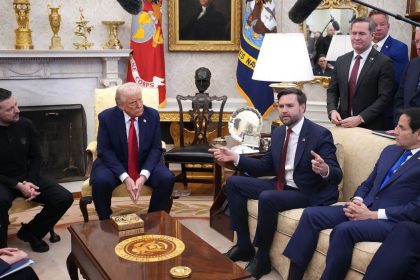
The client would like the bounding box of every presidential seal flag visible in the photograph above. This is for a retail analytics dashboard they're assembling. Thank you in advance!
[127,0,166,107]
[236,0,277,118]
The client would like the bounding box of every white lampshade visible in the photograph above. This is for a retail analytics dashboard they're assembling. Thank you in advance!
[252,33,314,83]
[326,35,352,61]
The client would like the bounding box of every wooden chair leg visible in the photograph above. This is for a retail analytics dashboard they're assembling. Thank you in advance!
[165,196,174,213]
[181,164,188,189]
[79,196,93,223]
[49,228,61,243]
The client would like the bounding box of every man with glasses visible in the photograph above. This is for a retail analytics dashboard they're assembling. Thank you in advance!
[90,82,174,220]
[394,27,420,124]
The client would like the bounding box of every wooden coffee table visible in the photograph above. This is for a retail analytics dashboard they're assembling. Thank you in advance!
[66,211,251,279]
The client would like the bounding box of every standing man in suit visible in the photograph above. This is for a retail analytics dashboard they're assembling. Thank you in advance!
[327,17,395,130]
[210,88,342,279]
[369,10,409,86]
[0,88,73,253]
[369,10,409,128]
[394,27,420,124]
[284,107,420,280]
[363,221,420,280]
[90,82,174,220]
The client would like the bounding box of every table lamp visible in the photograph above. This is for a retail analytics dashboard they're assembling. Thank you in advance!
[252,33,314,127]
[326,35,352,61]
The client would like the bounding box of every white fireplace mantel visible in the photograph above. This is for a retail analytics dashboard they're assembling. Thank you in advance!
[0,49,131,87]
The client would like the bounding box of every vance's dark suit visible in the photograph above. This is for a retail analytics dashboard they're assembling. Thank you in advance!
[394,57,420,124]
[90,106,174,219]
[284,145,420,280]
[0,118,73,248]
[226,118,342,254]
[364,221,420,280]
[327,49,395,130]
[380,36,409,86]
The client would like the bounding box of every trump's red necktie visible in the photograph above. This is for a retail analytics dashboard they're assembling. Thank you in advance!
[348,55,361,114]
[128,118,139,181]
[277,128,292,190]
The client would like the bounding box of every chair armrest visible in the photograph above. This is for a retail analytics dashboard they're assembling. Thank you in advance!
[85,141,97,177]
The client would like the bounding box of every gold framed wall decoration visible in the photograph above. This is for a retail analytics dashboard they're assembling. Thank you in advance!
[168,0,240,52]
[407,0,420,17]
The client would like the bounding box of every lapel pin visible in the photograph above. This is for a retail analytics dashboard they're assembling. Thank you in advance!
[370,57,374,62]
[302,138,306,142]
[143,119,146,123]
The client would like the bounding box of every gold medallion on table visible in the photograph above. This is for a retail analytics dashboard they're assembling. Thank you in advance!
[115,234,185,262]
[170,266,192,279]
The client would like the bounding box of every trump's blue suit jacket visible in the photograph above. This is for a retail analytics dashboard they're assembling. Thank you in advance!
[93,105,163,179]
[354,145,420,223]
[380,36,409,86]
[237,118,343,206]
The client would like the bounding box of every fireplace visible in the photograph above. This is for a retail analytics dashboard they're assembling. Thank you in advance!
[20,105,87,182]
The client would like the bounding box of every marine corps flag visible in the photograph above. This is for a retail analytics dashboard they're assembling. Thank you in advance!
[127,0,166,107]
[236,0,277,118]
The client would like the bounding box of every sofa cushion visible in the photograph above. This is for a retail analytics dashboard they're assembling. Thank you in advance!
[248,200,382,276]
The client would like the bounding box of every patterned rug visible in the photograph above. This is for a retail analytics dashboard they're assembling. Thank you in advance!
[8,196,213,234]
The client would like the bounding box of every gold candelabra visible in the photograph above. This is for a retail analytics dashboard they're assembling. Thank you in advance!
[48,5,63,50]
[13,0,33,49]
[73,8,94,50]
[102,21,125,49]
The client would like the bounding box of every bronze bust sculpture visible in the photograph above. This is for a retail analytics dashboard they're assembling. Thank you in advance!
[195,67,211,94]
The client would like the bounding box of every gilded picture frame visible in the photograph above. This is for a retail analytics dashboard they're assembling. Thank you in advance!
[168,0,241,52]
[406,0,420,16]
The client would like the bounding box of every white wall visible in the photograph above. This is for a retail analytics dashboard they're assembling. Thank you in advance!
[0,0,412,132]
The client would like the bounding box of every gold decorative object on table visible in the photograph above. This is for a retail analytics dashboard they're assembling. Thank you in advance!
[115,234,185,262]
[102,21,124,49]
[13,0,33,50]
[48,5,63,50]
[73,8,94,50]
[169,266,192,279]
[111,213,144,231]
[111,213,144,237]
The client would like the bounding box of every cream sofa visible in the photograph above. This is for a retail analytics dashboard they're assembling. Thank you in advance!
[247,126,395,280]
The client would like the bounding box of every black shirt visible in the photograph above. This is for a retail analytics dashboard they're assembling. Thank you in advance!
[0,117,42,189]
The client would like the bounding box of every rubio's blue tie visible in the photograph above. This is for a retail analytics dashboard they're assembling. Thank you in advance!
[379,150,412,190]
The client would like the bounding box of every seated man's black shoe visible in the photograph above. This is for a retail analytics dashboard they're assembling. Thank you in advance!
[224,245,255,262]
[17,224,49,253]
[245,257,271,279]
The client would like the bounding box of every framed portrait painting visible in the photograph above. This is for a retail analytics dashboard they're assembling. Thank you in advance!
[407,0,420,17]
[168,0,241,51]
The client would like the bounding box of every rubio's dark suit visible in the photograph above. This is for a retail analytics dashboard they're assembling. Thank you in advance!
[284,145,420,280]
